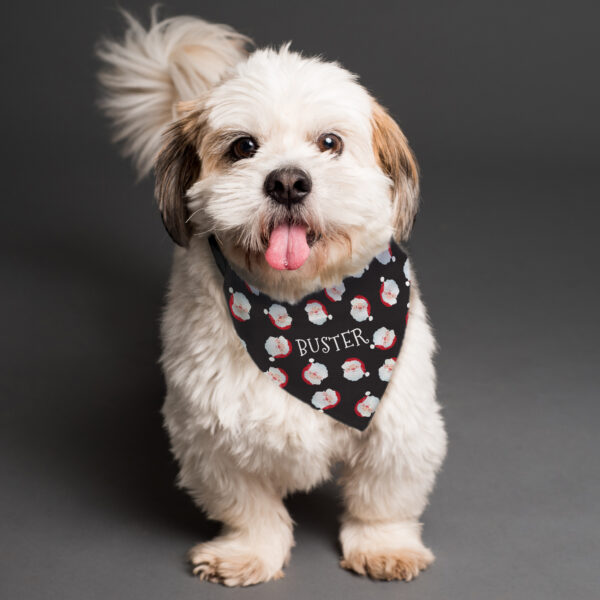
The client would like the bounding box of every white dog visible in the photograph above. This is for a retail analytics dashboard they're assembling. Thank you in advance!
[98,11,446,586]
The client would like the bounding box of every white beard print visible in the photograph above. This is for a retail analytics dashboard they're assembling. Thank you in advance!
[267,303,292,329]
[380,278,400,306]
[372,327,396,350]
[403,258,412,281]
[229,291,251,321]
[378,358,396,382]
[265,366,287,387]
[302,361,328,385]
[355,395,380,417]
[324,282,345,302]
[350,296,371,322]
[342,358,367,381]
[264,335,292,360]
[375,246,395,265]
[305,300,329,325]
[311,389,340,410]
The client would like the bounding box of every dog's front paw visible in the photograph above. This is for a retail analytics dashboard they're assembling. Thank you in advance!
[189,539,285,587]
[339,518,434,581]
[340,546,433,581]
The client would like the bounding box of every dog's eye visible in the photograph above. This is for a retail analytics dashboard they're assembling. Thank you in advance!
[317,133,343,155]
[230,136,259,160]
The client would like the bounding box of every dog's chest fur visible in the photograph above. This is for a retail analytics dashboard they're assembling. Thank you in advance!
[160,238,437,493]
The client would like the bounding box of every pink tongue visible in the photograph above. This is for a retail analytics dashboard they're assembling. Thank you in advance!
[265,223,310,270]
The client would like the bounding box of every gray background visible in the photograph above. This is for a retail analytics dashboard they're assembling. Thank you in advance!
[2,1,599,599]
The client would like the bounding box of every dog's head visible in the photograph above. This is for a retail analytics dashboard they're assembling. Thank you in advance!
[155,46,419,299]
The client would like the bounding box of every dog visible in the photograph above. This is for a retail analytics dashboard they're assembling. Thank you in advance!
[97,10,447,586]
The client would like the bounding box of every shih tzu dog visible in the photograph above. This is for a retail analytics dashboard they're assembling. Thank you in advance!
[98,11,447,586]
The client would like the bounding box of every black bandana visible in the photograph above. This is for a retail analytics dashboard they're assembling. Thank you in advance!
[209,237,411,431]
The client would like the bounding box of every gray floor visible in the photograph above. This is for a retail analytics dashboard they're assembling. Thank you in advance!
[3,1,599,599]
[3,171,599,600]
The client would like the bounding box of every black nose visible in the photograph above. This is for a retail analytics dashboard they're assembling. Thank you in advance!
[264,167,312,206]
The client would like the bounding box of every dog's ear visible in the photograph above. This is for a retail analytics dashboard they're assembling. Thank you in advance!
[371,101,420,242]
[154,106,204,247]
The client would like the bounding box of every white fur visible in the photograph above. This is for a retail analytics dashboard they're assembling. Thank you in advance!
[98,12,446,586]
[189,47,394,268]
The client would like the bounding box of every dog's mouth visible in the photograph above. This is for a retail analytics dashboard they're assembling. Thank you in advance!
[264,219,317,271]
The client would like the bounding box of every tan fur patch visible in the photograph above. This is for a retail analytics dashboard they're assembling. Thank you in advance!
[200,128,253,174]
[154,108,207,246]
[371,101,420,241]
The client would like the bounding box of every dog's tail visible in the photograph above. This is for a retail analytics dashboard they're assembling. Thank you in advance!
[97,9,251,176]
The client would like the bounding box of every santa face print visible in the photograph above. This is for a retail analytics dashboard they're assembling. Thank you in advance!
[265,366,288,388]
[301,360,329,385]
[350,295,372,322]
[266,304,292,330]
[354,394,380,417]
[229,290,251,321]
[378,358,396,382]
[311,389,341,410]
[371,327,397,350]
[375,246,396,265]
[342,358,369,381]
[380,278,400,307]
[211,232,411,431]
[305,300,331,325]
[324,282,345,302]
[265,336,292,360]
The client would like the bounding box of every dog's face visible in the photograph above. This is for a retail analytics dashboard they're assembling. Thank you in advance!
[155,47,419,300]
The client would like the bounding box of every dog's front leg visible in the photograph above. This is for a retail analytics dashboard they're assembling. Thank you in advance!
[338,410,446,581]
[338,456,436,581]
[187,465,293,587]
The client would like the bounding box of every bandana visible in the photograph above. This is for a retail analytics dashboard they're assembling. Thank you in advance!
[209,236,411,431]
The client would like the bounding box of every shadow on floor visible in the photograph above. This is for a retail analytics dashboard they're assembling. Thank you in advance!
[7,232,342,558]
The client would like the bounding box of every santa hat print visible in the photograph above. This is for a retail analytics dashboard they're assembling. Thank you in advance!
[354,392,380,417]
[378,357,396,382]
[379,278,400,307]
[341,357,369,381]
[265,303,292,330]
[301,359,329,385]
[324,282,346,302]
[350,295,373,322]
[245,281,260,296]
[370,327,397,350]
[305,300,333,325]
[311,389,341,411]
[375,245,396,265]
[264,336,292,361]
[228,289,251,321]
[265,366,288,388]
